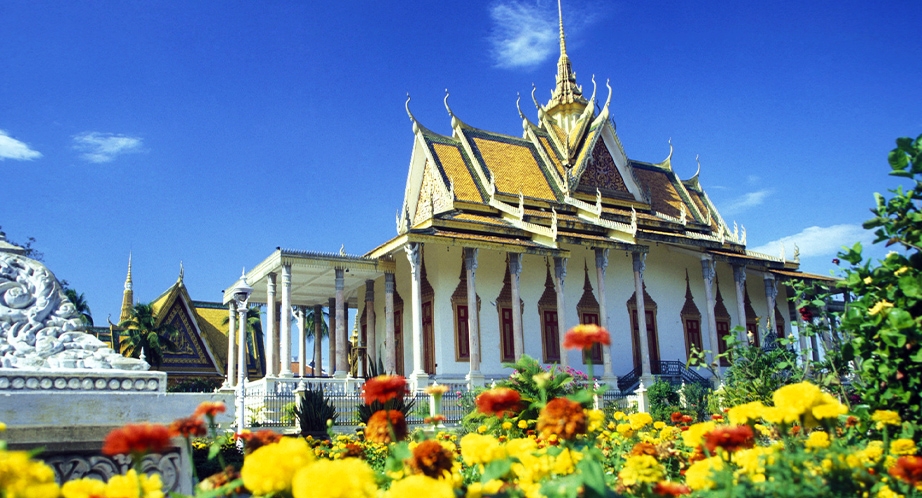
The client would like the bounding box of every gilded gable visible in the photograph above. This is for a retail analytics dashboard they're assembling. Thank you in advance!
[413,159,453,226]
[578,139,628,194]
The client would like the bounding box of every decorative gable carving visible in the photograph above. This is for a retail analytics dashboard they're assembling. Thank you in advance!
[577,138,628,195]
[413,160,453,226]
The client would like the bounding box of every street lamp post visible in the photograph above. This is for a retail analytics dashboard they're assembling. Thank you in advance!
[232,270,253,439]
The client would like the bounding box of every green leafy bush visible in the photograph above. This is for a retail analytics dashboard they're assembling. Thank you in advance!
[294,386,338,435]
[647,380,681,422]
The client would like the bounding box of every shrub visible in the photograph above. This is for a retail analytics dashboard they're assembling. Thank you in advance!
[293,385,338,436]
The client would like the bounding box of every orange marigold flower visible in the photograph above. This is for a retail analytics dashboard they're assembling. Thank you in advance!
[475,388,522,418]
[562,324,611,350]
[342,443,365,459]
[410,440,455,479]
[170,416,207,438]
[845,416,859,428]
[537,397,588,441]
[653,481,692,496]
[365,410,408,444]
[362,375,407,405]
[702,425,755,454]
[889,456,922,486]
[235,429,283,454]
[193,401,226,419]
[630,441,658,457]
[102,423,173,456]
[670,412,685,424]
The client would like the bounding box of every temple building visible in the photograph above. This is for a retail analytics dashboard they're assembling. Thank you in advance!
[225,8,831,391]
[105,258,265,386]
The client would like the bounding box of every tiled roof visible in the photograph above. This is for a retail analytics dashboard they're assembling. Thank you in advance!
[431,141,482,202]
[194,304,230,373]
[632,165,686,219]
[538,136,566,178]
[469,134,556,200]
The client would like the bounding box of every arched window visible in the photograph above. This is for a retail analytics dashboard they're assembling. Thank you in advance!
[538,261,560,363]
[495,259,523,363]
[450,257,481,362]
[680,270,703,360]
[744,288,760,348]
[420,249,435,374]
[576,263,602,364]
[626,283,660,374]
[714,275,732,367]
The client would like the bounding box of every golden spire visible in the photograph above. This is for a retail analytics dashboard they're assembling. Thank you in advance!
[549,0,585,108]
[119,253,134,324]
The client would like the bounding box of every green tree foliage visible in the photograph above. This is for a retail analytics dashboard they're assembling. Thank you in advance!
[118,302,180,368]
[835,133,922,425]
[62,287,92,326]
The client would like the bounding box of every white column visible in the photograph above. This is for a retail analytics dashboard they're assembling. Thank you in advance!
[334,268,347,378]
[595,248,615,382]
[296,307,306,378]
[464,248,484,386]
[764,273,778,337]
[235,295,249,432]
[265,272,277,377]
[701,255,720,369]
[313,304,323,377]
[279,264,293,377]
[328,297,336,376]
[365,280,376,371]
[384,273,396,374]
[553,256,569,369]
[508,253,524,360]
[732,263,749,344]
[632,252,653,383]
[226,302,237,388]
[406,243,428,389]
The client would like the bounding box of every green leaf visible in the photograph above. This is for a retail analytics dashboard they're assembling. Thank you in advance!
[889,149,910,169]
[576,458,608,498]
[482,459,512,482]
[207,442,221,460]
[898,275,922,298]
[888,309,915,330]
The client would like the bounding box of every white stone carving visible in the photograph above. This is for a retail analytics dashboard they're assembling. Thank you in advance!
[0,252,149,371]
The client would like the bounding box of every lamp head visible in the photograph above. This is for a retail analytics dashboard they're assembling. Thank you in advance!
[232,268,253,303]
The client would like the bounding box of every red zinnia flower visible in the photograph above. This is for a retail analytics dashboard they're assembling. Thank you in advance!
[890,456,922,486]
[562,324,611,350]
[410,440,455,479]
[537,397,588,441]
[702,425,755,454]
[234,429,282,454]
[653,481,692,496]
[362,375,407,405]
[365,410,408,444]
[475,388,522,418]
[102,423,173,457]
[193,401,226,419]
[670,412,684,424]
[170,416,207,438]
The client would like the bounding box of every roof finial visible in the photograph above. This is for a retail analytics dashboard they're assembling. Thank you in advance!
[125,252,133,291]
[178,260,184,282]
[558,0,567,56]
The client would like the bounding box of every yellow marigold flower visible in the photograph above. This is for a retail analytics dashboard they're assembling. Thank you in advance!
[733,446,773,479]
[618,454,664,486]
[728,401,766,426]
[0,451,62,498]
[460,433,505,466]
[891,438,917,456]
[872,410,902,429]
[588,409,606,432]
[477,425,487,434]
[292,458,377,498]
[653,421,666,430]
[106,470,163,498]
[895,266,909,276]
[628,412,653,430]
[62,477,107,498]
[772,381,842,427]
[869,300,894,316]
[812,401,848,420]
[551,447,581,475]
[877,484,904,498]
[388,475,454,498]
[864,276,873,285]
[805,431,831,450]
[505,437,537,461]
[685,456,723,491]
[465,479,504,498]
[613,411,627,421]
[241,437,314,495]
[616,423,634,438]
[502,421,513,430]
[518,419,528,429]
[682,421,716,449]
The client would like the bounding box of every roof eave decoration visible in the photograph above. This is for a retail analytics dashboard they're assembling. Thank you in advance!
[487,184,558,248]
[563,188,637,243]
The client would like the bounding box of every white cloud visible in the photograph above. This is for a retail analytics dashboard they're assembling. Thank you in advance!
[73,132,144,163]
[0,130,42,161]
[489,1,557,69]
[748,224,875,260]
[722,189,772,215]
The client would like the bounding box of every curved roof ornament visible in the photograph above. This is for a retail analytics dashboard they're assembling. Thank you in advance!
[405,93,420,134]
[443,88,454,118]
[603,78,613,112]
[588,74,597,105]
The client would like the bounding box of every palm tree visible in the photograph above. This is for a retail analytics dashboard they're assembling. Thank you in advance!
[63,287,93,326]
[118,302,179,368]
[304,307,329,377]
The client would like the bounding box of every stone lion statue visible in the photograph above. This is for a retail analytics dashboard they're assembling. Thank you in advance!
[0,252,148,370]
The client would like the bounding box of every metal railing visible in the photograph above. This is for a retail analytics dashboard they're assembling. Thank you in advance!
[617,361,711,393]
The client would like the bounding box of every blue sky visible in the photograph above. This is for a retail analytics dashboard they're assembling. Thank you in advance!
[2,0,921,334]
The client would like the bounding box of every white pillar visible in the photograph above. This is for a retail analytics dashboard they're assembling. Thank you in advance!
[764,273,777,337]
[279,264,293,377]
[464,248,484,386]
[385,273,396,374]
[334,268,347,378]
[265,272,277,377]
[509,253,524,360]
[328,297,336,376]
[595,248,615,382]
[313,304,323,377]
[235,295,249,432]
[632,252,653,383]
[732,263,749,344]
[226,302,236,388]
[296,307,306,378]
[553,256,569,369]
[365,279,376,371]
[406,243,428,390]
[701,256,720,369]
